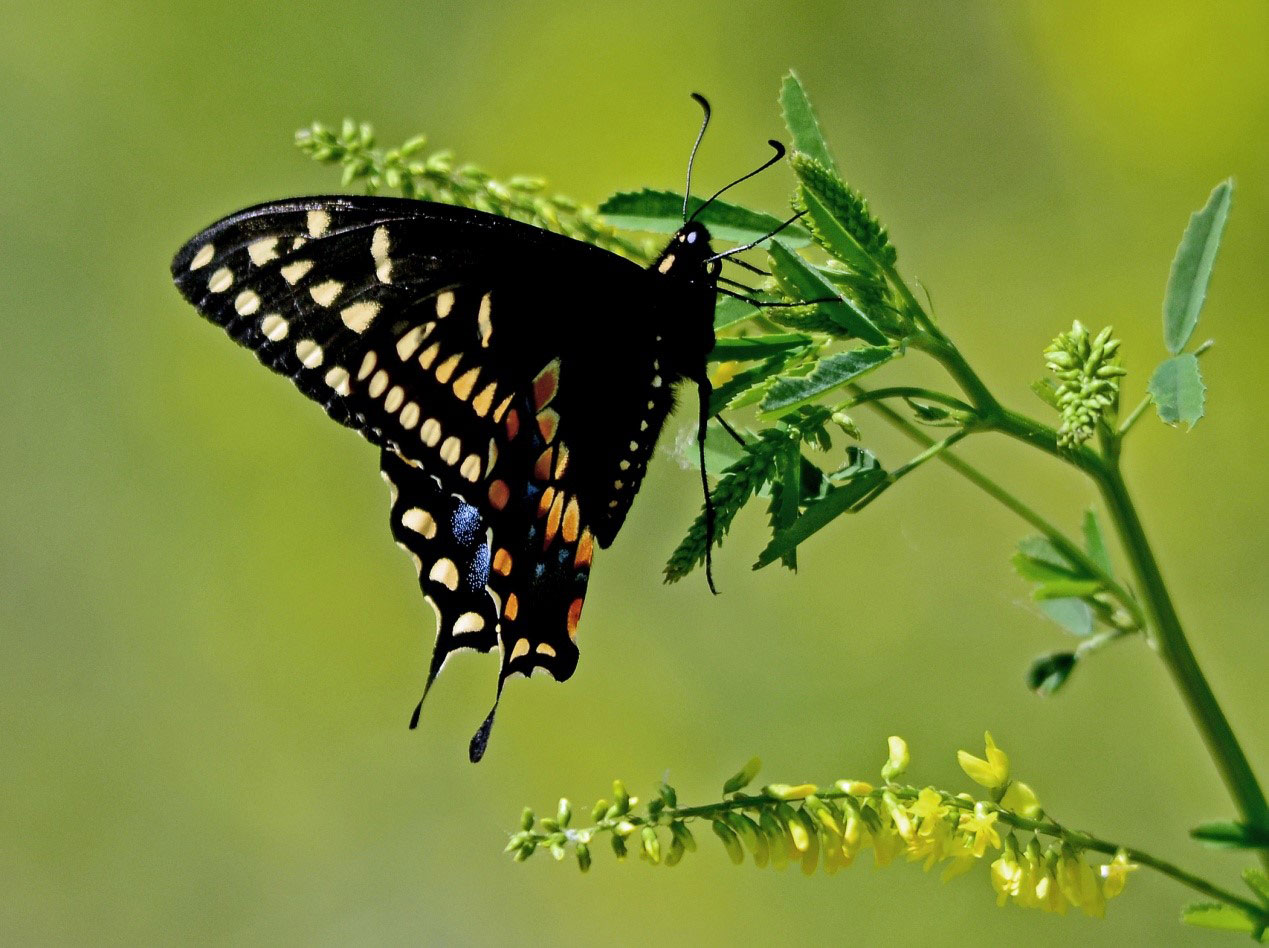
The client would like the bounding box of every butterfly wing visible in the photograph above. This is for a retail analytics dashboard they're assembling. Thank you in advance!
[172,196,676,758]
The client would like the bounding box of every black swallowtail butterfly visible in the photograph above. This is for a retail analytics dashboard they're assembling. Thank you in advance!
[170,95,793,760]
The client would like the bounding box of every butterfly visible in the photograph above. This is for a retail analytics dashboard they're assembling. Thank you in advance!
[170,95,794,760]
